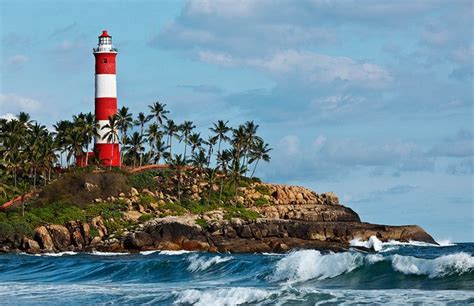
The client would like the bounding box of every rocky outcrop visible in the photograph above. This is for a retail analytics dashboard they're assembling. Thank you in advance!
[6,183,437,254]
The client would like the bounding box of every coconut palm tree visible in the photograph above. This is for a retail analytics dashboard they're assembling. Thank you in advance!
[210,120,231,158]
[134,112,152,137]
[163,119,179,159]
[191,149,207,171]
[53,120,73,168]
[242,121,262,174]
[203,135,218,168]
[65,129,83,169]
[149,101,169,127]
[117,107,133,166]
[79,112,98,166]
[125,132,145,167]
[180,121,195,162]
[248,139,272,178]
[170,154,187,204]
[102,115,120,169]
[216,149,232,203]
[188,132,203,156]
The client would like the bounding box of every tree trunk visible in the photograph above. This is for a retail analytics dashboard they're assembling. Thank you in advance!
[85,143,89,166]
[250,159,260,178]
[219,178,224,203]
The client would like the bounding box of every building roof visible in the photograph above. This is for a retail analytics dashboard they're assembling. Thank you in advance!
[99,30,111,38]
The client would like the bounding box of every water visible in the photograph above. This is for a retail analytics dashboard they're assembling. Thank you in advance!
[0,240,473,305]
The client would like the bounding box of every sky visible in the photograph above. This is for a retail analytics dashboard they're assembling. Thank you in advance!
[0,0,472,241]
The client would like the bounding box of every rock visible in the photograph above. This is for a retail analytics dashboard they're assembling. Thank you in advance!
[123,211,142,222]
[91,217,108,237]
[66,221,85,248]
[321,192,339,205]
[90,236,102,245]
[124,232,153,249]
[130,188,139,197]
[143,189,155,197]
[84,182,98,191]
[46,225,71,251]
[34,226,55,252]
[21,237,41,254]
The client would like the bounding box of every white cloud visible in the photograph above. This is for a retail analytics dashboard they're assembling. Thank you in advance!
[8,54,29,65]
[0,113,17,121]
[0,93,42,113]
[279,135,300,156]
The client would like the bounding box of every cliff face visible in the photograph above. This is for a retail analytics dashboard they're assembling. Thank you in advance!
[2,182,436,254]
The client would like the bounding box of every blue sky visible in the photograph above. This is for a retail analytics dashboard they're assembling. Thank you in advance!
[0,0,472,241]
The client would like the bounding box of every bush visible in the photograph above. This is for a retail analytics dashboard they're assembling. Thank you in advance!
[224,205,260,221]
[85,202,123,220]
[128,171,159,191]
[38,171,130,207]
[25,201,86,227]
[139,194,156,207]
[195,218,208,229]
[160,202,187,216]
[0,222,13,241]
[10,220,33,239]
[138,214,153,222]
[181,200,218,214]
[254,185,270,196]
[254,197,269,207]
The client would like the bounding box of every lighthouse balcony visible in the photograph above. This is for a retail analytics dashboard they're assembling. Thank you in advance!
[93,47,118,53]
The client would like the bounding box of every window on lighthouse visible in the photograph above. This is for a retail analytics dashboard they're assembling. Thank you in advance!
[99,37,111,45]
[103,58,108,63]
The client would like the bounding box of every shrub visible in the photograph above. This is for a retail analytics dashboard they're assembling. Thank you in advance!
[139,194,156,206]
[254,185,270,196]
[181,200,218,214]
[85,202,123,220]
[138,214,153,222]
[38,171,130,207]
[128,171,158,191]
[10,220,33,239]
[254,197,269,207]
[224,205,260,221]
[195,218,208,229]
[0,222,13,241]
[160,202,187,216]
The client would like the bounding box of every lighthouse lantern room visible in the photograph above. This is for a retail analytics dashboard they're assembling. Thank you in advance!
[93,30,120,167]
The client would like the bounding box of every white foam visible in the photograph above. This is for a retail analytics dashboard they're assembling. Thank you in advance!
[391,252,474,278]
[350,235,453,252]
[140,250,158,256]
[160,250,195,255]
[350,236,383,251]
[270,250,366,283]
[187,255,233,272]
[173,287,270,306]
[436,239,456,247]
[91,251,130,256]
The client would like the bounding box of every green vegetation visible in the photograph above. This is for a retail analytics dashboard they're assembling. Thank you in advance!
[254,197,269,207]
[138,213,153,222]
[224,204,259,221]
[195,218,208,229]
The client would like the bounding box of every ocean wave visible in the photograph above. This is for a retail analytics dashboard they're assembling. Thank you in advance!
[270,250,369,283]
[91,251,130,256]
[350,236,456,253]
[173,287,271,306]
[160,250,195,255]
[392,252,474,278]
[187,254,233,272]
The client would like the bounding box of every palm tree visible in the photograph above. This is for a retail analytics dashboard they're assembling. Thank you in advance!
[180,121,195,162]
[170,154,187,204]
[216,149,232,203]
[117,107,133,167]
[149,101,169,127]
[210,120,231,158]
[191,149,207,171]
[203,135,218,168]
[242,121,262,174]
[163,119,179,158]
[125,132,145,167]
[65,129,83,169]
[102,115,120,169]
[248,139,272,178]
[146,123,165,164]
[53,120,73,168]
[79,112,98,166]
[188,132,203,156]
[134,112,152,137]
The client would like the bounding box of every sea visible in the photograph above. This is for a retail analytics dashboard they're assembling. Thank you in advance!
[0,238,473,305]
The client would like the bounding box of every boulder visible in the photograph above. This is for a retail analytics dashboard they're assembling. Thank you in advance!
[21,237,41,254]
[66,221,85,248]
[34,226,55,252]
[46,225,71,251]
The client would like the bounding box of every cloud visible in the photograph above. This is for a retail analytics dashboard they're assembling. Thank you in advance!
[0,93,42,113]
[178,84,224,94]
[430,129,474,157]
[447,157,474,175]
[351,184,419,204]
[7,54,29,65]
[262,134,434,182]
[0,113,17,121]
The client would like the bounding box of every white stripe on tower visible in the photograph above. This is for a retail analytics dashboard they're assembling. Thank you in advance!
[95,74,117,98]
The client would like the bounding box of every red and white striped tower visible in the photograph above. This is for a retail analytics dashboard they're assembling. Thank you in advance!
[93,30,120,166]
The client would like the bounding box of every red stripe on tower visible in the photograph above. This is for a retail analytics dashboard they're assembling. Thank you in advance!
[93,30,120,167]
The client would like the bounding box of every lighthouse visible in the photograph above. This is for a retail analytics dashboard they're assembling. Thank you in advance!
[93,30,120,166]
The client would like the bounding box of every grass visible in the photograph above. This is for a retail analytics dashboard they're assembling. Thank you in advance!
[254,197,269,206]
[195,218,208,229]
[224,204,260,221]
